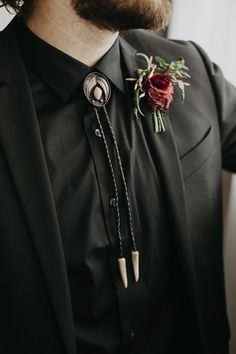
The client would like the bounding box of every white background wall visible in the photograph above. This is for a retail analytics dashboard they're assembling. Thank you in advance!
[169,1,236,353]
[1,2,236,352]
[0,6,15,30]
[169,0,236,84]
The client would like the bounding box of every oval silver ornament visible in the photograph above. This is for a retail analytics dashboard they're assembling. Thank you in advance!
[83,72,111,107]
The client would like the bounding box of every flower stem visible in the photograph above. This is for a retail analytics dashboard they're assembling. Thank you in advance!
[153,111,159,133]
[158,111,166,132]
[136,53,151,70]
[153,110,166,133]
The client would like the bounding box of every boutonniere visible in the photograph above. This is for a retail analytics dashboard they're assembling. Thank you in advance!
[127,53,191,133]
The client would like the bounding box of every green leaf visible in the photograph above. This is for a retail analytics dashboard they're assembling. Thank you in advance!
[155,56,168,68]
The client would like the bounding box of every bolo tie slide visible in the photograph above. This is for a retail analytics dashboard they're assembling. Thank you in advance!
[83,72,139,289]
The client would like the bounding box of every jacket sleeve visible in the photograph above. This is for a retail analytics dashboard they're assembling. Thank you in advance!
[190,41,236,173]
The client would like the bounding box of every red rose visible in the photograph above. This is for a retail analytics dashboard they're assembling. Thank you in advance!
[142,73,174,111]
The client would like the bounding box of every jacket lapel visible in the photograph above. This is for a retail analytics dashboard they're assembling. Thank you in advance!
[0,22,76,354]
[119,35,201,312]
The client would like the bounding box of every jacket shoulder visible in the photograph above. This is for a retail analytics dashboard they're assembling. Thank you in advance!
[120,29,204,65]
[0,19,24,84]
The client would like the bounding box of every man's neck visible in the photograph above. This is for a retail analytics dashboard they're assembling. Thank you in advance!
[25,0,119,67]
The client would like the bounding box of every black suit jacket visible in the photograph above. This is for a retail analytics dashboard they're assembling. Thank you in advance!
[0,19,235,354]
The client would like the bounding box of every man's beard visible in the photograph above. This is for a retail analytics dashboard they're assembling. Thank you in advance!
[72,0,171,32]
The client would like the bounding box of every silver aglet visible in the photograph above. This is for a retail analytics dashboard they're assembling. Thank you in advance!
[118,257,128,289]
[131,251,139,282]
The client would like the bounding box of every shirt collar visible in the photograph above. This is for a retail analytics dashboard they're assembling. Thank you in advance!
[15,18,125,102]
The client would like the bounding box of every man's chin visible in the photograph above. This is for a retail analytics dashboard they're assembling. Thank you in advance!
[72,0,172,32]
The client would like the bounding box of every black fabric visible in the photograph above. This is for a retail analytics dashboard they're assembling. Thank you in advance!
[13,19,199,354]
[0,17,231,354]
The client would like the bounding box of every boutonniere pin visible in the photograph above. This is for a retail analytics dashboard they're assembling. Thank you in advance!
[127,53,190,133]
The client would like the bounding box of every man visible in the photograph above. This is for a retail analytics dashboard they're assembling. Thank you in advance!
[0,0,234,353]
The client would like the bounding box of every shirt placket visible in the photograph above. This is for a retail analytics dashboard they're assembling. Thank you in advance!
[83,101,147,348]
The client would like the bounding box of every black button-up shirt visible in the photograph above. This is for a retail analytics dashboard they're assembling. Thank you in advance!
[15,19,180,354]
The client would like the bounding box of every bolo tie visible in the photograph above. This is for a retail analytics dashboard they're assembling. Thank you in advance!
[83,72,139,289]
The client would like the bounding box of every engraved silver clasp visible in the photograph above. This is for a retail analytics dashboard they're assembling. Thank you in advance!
[83,72,111,107]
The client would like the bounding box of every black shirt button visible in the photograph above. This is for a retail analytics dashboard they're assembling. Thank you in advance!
[109,198,116,208]
[130,331,135,340]
[94,128,102,138]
